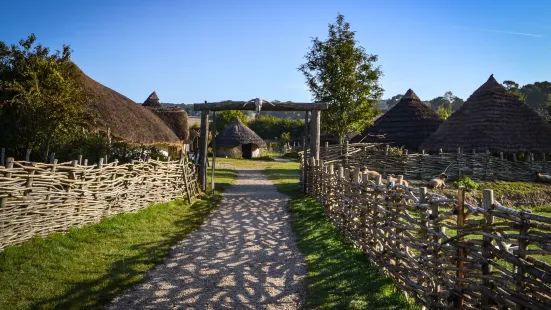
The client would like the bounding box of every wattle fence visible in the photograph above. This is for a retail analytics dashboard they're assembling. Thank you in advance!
[0,157,199,250]
[300,147,551,309]
[307,143,551,182]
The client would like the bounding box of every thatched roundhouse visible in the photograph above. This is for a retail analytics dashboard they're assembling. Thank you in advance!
[142,92,189,142]
[421,75,551,153]
[143,91,162,107]
[75,65,181,147]
[215,117,266,158]
[351,89,443,150]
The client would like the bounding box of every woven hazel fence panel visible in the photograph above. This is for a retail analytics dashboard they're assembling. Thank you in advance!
[300,157,551,309]
[0,158,200,250]
[309,143,550,182]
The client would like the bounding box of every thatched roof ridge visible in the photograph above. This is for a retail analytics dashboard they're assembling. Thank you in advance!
[350,89,443,150]
[74,65,181,146]
[143,91,161,107]
[421,75,551,153]
[215,117,266,148]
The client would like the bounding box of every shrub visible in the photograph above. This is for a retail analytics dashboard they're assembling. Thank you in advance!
[455,175,479,190]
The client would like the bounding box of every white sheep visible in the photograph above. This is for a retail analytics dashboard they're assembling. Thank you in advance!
[428,173,448,189]
[535,171,551,183]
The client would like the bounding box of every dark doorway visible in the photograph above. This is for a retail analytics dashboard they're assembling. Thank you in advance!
[241,143,253,159]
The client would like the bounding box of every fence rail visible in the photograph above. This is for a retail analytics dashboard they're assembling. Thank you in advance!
[0,157,199,250]
[309,143,550,182]
[300,152,551,309]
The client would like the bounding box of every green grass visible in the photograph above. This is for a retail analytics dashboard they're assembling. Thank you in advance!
[0,168,237,309]
[264,161,417,309]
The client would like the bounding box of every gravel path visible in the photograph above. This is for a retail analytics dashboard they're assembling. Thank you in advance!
[109,167,306,310]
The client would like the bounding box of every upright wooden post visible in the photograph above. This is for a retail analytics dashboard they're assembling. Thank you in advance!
[0,148,4,166]
[310,110,321,160]
[199,107,209,192]
[25,149,31,162]
[0,158,14,210]
[211,111,216,194]
[482,189,494,308]
[455,186,466,309]
[302,111,310,194]
[78,154,83,165]
[49,152,55,164]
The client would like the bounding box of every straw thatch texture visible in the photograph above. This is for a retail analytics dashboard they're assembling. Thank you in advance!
[299,150,551,309]
[215,117,267,148]
[143,91,162,107]
[74,65,181,146]
[351,89,443,150]
[422,75,551,153]
[146,107,190,142]
[0,157,199,250]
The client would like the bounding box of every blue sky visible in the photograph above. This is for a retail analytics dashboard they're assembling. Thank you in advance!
[2,0,550,103]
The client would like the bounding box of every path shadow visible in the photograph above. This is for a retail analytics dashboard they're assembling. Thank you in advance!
[108,169,307,309]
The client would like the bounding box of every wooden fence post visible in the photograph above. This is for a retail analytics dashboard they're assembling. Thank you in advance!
[25,163,36,197]
[516,213,529,310]
[429,186,441,301]
[0,148,4,166]
[455,186,466,309]
[199,108,209,192]
[0,158,14,213]
[49,152,55,164]
[78,154,83,165]
[482,189,494,308]
[25,149,31,162]
[302,136,308,194]
[419,187,427,238]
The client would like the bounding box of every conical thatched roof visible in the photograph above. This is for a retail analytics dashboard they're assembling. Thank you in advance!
[421,75,551,153]
[143,91,161,107]
[142,92,189,141]
[75,65,181,146]
[215,117,266,148]
[351,89,443,150]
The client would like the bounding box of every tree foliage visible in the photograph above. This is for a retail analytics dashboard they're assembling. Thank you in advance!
[437,105,452,120]
[215,110,248,132]
[429,91,463,112]
[0,34,87,159]
[248,115,304,141]
[299,14,383,143]
[385,94,403,110]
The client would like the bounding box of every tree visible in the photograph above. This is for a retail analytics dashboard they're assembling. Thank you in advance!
[503,80,528,101]
[299,14,383,143]
[215,110,248,132]
[429,91,463,112]
[385,94,403,110]
[0,34,87,159]
[437,105,452,120]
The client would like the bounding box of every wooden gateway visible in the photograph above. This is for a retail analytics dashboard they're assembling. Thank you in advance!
[193,99,328,192]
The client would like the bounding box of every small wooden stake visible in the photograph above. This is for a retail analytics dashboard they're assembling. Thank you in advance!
[455,187,466,309]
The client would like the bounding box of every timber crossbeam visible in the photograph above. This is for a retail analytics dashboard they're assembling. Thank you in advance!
[193,101,328,111]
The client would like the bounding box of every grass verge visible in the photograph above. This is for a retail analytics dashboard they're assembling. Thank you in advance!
[0,168,237,309]
[264,161,417,309]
